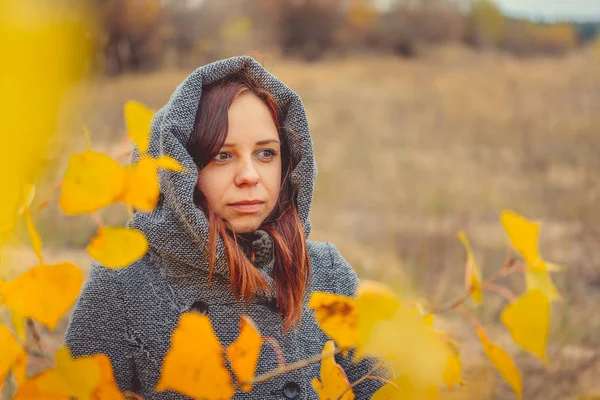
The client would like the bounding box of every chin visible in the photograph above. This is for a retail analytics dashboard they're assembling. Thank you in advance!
[230,218,263,234]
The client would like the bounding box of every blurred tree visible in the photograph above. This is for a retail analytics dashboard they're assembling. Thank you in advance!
[276,0,345,61]
[95,0,163,74]
[463,0,506,48]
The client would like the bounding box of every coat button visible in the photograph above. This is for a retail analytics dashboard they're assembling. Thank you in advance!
[282,382,300,399]
[190,300,208,315]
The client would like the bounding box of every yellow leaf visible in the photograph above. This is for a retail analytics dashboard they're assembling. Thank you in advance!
[14,346,122,400]
[0,324,27,388]
[0,1,91,247]
[3,263,83,335]
[443,339,464,388]
[24,207,43,265]
[477,328,522,400]
[312,341,355,400]
[458,231,483,304]
[525,268,560,302]
[119,156,160,212]
[308,291,357,349]
[59,151,126,215]
[226,316,262,392]
[157,312,234,400]
[501,289,550,363]
[86,227,148,269]
[355,280,400,360]
[125,100,154,155]
[500,210,544,269]
[355,282,449,387]
[155,155,186,172]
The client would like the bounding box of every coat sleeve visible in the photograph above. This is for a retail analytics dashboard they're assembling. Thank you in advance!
[64,263,136,393]
[326,242,389,399]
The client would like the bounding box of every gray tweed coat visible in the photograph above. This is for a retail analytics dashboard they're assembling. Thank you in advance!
[65,56,384,399]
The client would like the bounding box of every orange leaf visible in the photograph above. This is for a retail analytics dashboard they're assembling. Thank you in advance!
[3,263,83,337]
[86,227,148,269]
[59,151,126,215]
[311,341,355,400]
[119,156,160,212]
[14,346,122,400]
[124,100,154,155]
[308,291,357,349]
[226,316,262,392]
[477,328,522,400]
[157,312,235,400]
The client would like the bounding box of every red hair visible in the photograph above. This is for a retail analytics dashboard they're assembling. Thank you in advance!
[187,71,310,332]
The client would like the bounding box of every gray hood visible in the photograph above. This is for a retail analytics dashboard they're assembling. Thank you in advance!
[128,56,317,280]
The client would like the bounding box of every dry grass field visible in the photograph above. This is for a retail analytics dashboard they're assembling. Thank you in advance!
[4,46,600,399]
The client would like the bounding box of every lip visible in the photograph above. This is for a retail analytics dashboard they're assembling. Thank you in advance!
[228,200,264,213]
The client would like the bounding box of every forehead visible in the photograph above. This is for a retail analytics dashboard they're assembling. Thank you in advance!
[226,92,279,142]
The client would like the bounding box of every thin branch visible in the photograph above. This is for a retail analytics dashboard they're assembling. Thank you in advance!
[335,360,386,400]
[483,282,517,302]
[90,212,105,228]
[243,347,341,386]
[457,305,486,336]
[428,256,525,314]
[38,179,62,210]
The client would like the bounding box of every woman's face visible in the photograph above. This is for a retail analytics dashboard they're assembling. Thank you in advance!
[198,91,282,233]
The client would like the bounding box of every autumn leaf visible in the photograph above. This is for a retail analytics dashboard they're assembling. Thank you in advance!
[355,281,449,388]
[119,155,160,212]
[354,280,400,360]
[87,227,148,269]
[226,316,262,392]
[525,268,560,302]
[312,340,355,400]
[501,289,550,363]
[59,151,126,215]
[501,210,552,270]
[2,263,83,341]
[125,100,154,155]
[308,291,357,349]
[0,324,27,388]
[155,155,186,172]
[443,339,464,389]
[157,312,235,400]
[458,231,483,304]
[14,346,122,400]
[477,328,522,400]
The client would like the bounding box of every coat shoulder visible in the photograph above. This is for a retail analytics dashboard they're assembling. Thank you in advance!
[306,240,359,297]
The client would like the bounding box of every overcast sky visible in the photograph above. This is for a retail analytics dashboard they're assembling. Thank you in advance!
[494,0,600,21]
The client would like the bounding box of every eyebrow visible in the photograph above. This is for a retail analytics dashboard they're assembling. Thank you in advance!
[222,139,280,147]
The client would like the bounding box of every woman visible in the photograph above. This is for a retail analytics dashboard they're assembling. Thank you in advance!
[65,56,384,399]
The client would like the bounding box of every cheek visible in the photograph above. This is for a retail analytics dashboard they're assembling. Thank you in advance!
[198,171,226,206]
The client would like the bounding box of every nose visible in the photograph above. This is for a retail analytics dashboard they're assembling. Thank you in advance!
[234,159,259,187]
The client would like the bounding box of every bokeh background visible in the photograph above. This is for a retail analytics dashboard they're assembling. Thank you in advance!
[3,0,600,398]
